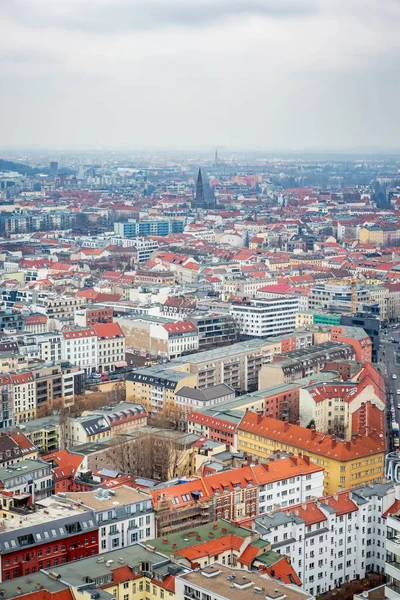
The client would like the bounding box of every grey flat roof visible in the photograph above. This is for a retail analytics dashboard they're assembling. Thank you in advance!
[176,383,235,402]
[0,572,69,599]
[172,338,276,364]
[42,543,173,588]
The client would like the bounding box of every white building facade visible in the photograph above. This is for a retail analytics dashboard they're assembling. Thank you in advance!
[231,296,299,338]
[254,482,398,597]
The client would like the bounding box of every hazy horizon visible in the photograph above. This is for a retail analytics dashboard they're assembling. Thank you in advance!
[1,0,399,151]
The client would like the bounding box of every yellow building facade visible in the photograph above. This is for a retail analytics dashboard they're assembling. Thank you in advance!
[237,413,385,495]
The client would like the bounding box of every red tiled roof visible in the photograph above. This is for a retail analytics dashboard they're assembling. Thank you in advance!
[62,328,96,340]
[239,412,385,461]
[383,499,400,519]
[151,479,209,508]
[10,431,37,454]
[163,322,197,334]
[42,449,83,480]
[239,544,260,566]
[260,557,302,586]
[177,534,244,562]
[92,322,124,339]
[11,372,34,385]
[24,315,47,325]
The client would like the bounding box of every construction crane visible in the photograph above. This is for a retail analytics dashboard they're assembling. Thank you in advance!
[350,277,358,314]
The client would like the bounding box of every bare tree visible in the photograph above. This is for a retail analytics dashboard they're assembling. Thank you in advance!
[106,381,126,405]
[150,403,187,431]
[107,432,190,481]
[327,420,347,440]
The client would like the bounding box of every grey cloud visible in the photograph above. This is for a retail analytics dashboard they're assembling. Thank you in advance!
[1,0,318,34]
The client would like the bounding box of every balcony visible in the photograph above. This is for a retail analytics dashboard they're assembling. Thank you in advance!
[387,558,400,581]
[387,537,400,557]
[386,579,400,600]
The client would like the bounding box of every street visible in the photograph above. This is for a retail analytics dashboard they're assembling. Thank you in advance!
[378,325,400,451]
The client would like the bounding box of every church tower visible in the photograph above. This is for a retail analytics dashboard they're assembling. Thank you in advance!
[195,168,205,207]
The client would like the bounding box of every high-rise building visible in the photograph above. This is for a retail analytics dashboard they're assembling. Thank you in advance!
[49,161,58,177]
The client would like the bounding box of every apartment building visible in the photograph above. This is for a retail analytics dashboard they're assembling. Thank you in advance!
[20,332,62,363]
[29,362,84,417]
[0,501,98,582]
[11,371,36,424]
[175,383,235,413]
[231,297,299,338]
[0,374,13,429]
[308,283,370,312]
[65,403,147,446]
[188,410,241,446]
[126,366,197,412]
[0,458,53,502]
[0,310,24,333]
[23,314,48,334]
[171,338,282,393]
[74,305,113,327]
[258,341,355,388]
[386,282,400,321]
[92,322,125,372]
[330,325,372,362]
[28,544,184,600]
[222,277,274,298]
[386,512,400,598]
[188,313,239,351]
[176,564,313,600]
[252,482,397,596]
[61,328,98,375]
[117,315,197,360]
[299,377,385,439]
[33,293,86,319]
[368,286,389,321]
[237,412,385,494]
[57,486,155,552]
[16,415,60,453]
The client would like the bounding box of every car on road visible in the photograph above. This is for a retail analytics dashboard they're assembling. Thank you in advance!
[393,374,398,379]
[397,389,400,394]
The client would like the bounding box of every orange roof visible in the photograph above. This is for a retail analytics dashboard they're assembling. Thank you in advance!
[203,466,256,495]
[287,501,327,525]
[239,543,260,566]
[77,288,98,299]
[177,534,244,562]
[151,478,209,508]
[111,565,135,583]
[321,491,358,516]
[250,456,323,484]
[163,322,197,334]
[10,431,37,454]
[188,412,237,433]
[261,557,302,586]
[383,499,400,519]
[24,315,47,325]
[239,412,385,461]
[92,322,124,339]
[11,372,34,385]
[352,403,384,438]
[42,449,83,480]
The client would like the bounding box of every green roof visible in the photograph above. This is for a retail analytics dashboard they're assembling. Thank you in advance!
[255,549,285,566]
[146,519,253,556]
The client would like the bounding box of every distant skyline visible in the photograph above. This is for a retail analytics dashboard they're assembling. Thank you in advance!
[1,0,399,150]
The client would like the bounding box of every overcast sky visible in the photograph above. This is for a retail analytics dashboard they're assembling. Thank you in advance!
[1,0,399,151]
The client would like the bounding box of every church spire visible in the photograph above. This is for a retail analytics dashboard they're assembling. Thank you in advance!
[195,168,204,206]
